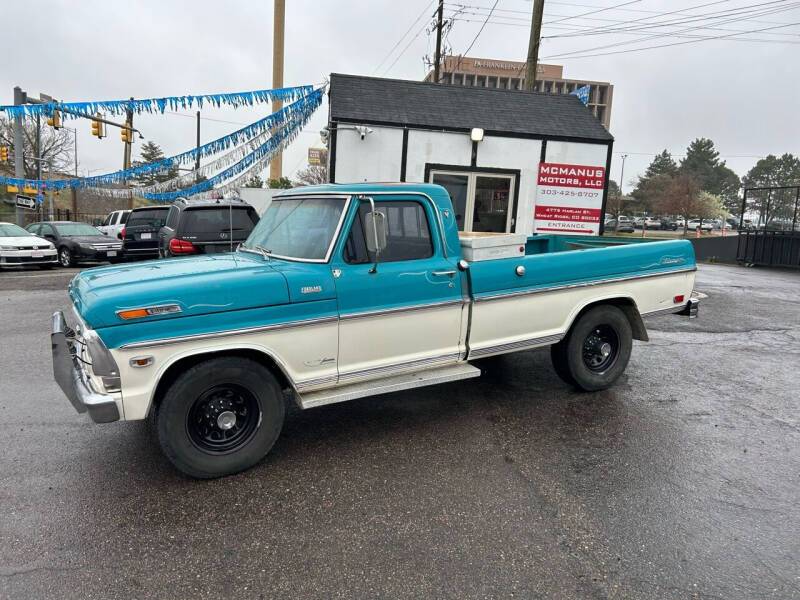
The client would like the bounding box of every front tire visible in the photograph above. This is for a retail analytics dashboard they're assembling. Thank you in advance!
[58,247,74,267]
[156,357,285,478]
[550,305,632,392]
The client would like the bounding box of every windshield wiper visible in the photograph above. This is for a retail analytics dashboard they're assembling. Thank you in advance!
[239,243,272,260]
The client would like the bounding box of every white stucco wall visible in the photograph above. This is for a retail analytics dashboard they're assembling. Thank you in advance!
[475,135,543,235]
[332,123,609,236]
[334,125,403,182]
[544,140,608,168]
[404,130,473,182]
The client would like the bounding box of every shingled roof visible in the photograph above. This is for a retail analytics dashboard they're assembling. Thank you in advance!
[328,73,613,142]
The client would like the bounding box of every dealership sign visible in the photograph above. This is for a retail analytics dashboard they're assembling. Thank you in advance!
[534,162,606,235]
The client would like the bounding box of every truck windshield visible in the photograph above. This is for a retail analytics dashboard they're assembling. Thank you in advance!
[242,197,346,261]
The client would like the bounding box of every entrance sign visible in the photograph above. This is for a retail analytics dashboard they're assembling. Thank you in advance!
[15,194,36,210]
[534,162,606,235]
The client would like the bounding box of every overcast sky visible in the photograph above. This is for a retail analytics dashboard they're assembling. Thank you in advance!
[3,0,798,191]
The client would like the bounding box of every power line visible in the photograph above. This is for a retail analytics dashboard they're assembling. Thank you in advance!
[542,2,800,58]
[544,17,800,58]
[459,0,500,58]
[382,17,433,75]
[543,0,643,26]
[374,0,436,74]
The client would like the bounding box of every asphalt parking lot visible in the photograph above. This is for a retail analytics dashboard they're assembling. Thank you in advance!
[1,263,798,599]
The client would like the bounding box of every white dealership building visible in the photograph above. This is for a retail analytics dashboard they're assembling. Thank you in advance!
[326,73,614,236]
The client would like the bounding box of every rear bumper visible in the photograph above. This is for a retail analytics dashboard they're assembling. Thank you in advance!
[677,297,699,318]
[51,311,120,423]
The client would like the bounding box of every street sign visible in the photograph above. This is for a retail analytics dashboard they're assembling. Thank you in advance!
[15,195,36,210]
[308,147,327,166]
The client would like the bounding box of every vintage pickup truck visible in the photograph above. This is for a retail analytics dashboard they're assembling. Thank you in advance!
[52,183,698,478]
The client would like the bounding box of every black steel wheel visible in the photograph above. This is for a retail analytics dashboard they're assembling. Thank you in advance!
[553,305,633,392]
[187,383,260,454]
[582,325,620,373]
[156,356,285,478]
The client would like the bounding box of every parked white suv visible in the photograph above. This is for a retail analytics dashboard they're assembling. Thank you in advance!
[96,210,130,239]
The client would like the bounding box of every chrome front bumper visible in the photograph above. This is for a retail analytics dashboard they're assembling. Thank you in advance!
[51,311,120,423]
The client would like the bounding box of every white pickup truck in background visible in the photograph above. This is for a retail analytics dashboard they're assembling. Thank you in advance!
[96,209,130,238]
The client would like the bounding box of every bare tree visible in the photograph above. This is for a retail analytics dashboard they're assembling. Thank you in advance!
[659,174,702,235]
[294,165,328,186]
[0,116,74,178]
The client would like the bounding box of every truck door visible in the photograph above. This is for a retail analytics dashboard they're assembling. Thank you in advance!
[331,196,465,384]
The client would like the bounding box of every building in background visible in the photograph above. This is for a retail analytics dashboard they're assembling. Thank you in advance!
[328,73,613,236]
[424,56,613,129]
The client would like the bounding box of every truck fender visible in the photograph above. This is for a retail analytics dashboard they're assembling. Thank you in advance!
[565,296,649,342]
[146,344,296,418]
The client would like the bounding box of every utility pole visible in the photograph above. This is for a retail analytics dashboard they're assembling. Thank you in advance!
[433,0,444,83]
[123,97,134,208]
[195,110,201,175]
[269,0,285,182]
[618,154,628,197]
[523,0,545,91]
[12,87,26,226]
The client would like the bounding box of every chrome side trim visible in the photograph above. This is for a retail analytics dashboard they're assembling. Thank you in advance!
[296,374,339,391]
[468,333,565,358]
[339,299,464,321]
[473,267,697,303]
[119,315,339,350]
[338,351,461,383]
[115,303,182,319]
[641,305,684,317]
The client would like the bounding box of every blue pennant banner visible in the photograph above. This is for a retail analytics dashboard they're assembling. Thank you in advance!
[571,85,590,106]
[0,85,315,119]
[0,88,323,192]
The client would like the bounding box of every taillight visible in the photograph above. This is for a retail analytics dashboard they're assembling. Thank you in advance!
[169,238,197,254]
[119,227,125,240]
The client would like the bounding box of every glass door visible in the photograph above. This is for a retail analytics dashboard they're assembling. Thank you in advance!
[430,170,516,233]
[472,176,512,232]
[430,172,469,231]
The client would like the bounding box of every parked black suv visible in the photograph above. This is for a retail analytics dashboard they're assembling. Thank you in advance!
[122,206,170,260]
[158,197,259,257]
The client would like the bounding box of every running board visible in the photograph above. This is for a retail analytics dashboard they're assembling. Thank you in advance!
[297,363,482,409]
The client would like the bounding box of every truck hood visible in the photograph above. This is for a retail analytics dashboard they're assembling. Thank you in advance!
[69,253,290,329]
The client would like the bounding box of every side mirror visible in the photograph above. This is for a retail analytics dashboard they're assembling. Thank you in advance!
[364,210,387,254]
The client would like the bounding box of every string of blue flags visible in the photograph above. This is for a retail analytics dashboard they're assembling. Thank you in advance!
[0,87,324,193]
[0,84,315,120]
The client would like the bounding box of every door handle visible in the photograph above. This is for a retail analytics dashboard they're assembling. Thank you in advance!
[431,270,456,277]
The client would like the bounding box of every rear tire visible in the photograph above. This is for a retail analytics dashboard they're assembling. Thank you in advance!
[552,305,632,392]
[156,357,285,478]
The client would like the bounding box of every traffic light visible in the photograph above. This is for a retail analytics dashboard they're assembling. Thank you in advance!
[120,127,133,143]
[47,109,61,129]
[0,146,8,162]
[91,114,105,139]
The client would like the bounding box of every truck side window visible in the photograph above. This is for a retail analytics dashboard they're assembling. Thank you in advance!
[344,200,433,264]
[102,213,114,226]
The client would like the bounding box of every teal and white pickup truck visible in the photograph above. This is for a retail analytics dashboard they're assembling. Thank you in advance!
[52,183,698,478]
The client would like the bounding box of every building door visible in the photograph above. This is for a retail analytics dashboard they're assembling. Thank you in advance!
[429,170,516,233]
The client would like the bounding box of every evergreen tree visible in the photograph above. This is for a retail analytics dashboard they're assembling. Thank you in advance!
[244,174,264,188]
[132,141,178,187]
[679,138,741,214]
[743,153,800,187]
[631,150,678,210]
[268,177,293,189]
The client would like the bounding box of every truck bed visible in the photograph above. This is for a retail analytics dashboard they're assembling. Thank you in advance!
[468,234,696,297]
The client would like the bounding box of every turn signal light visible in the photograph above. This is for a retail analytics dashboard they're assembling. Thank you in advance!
[117,308,149,320]
[673,294,685,304]
[169,238,197,254]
